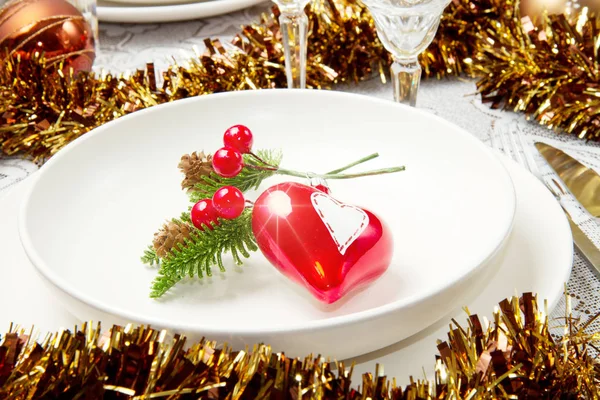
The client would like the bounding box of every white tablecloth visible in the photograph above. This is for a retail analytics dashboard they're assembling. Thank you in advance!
[2,1,600,373]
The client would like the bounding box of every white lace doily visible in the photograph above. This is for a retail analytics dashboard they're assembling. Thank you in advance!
[2,6,600,332]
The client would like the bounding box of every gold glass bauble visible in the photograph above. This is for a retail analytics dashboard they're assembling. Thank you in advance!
[520,0,599,18]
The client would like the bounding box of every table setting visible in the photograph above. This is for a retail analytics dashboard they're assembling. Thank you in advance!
[1,0,600,397]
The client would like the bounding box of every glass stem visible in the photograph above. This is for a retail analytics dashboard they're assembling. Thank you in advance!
[279,10,308,89]
[71,0,99,48]
[391,57,421,107]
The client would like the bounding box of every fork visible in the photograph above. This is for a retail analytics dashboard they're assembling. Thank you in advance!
[490,121,600,277]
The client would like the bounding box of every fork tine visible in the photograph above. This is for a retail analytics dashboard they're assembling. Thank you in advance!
[490,123,504,152]
[498,122,511,157]
[507,121,527,169]
[490,122,501,151]
[514,124,541,179]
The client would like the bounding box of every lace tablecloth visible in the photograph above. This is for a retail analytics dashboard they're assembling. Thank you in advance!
[2,2,600,345]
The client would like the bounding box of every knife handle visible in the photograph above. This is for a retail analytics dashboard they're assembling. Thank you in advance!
[567,216,600,278]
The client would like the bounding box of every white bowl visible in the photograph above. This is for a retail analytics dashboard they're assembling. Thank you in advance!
[20,90,516,359]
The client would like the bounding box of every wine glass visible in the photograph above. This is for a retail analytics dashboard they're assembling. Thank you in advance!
[272,0,311,88]
[69,0,99,48]
[361,0,451,106]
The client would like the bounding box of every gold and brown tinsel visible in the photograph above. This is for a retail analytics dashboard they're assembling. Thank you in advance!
[421,0,600,139]
[0,0,599,163]
[1,293,599,398]
[179,151,214,191]
[466,2,600,139]
[0,0,96,74]
[152,220,193,258]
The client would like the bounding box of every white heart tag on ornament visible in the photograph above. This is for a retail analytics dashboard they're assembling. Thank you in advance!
[310,192,369,255]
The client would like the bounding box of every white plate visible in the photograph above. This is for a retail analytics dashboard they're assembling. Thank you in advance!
[19,90,516,359]
[2,155,571,384]
[97,0,266,23]
[350,156,573,382]
[104,0,219,7]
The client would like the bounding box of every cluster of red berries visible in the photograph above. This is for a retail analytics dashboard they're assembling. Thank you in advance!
[190,125,252,230]
[212,125,254,178]
[190,185,245,230]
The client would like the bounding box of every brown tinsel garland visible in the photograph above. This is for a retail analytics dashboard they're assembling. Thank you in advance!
[0,0,598,163]
[1,293,598,398]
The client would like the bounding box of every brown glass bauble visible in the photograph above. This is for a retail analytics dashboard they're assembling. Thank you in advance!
[0,0,95,74]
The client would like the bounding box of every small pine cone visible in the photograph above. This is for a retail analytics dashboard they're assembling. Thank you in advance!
[179,151,214,191]
[153,221,193,258]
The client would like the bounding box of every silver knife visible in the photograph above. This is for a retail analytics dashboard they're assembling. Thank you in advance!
[535,142,600,220]
[533,143,600,275]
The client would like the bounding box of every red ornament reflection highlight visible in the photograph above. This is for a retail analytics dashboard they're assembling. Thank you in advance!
[252,182,393,304]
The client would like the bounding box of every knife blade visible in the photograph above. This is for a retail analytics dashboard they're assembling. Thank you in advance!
[535,142,600,219]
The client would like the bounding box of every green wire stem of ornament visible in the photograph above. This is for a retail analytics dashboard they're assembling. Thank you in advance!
[246,152,406,180]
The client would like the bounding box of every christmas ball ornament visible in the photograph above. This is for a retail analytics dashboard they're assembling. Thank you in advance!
[191,199,219,230]
[252,182,393,304]
[212,186,245,219]
[212,147,244,178]
[0,0,96,75]
[520,0,568,16]
[223,125,254,154]
[520,0,599,18]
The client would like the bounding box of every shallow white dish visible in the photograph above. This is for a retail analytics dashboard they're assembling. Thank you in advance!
[97,0,265,23]
[20,90,515,359]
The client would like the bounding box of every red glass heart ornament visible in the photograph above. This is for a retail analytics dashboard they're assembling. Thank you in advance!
[251,182,393,304]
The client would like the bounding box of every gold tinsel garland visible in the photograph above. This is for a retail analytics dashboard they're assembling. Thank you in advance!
[0,0,598,162]
[1,293,599,398]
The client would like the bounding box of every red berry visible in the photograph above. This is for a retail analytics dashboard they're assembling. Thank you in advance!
[223,125,254,154]
[212,186,245,219]
[191,199,219,230]
[213,147,243,178]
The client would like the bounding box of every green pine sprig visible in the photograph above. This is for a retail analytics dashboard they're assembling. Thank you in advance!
[188,149,282,203]
[149,209,257,298]
[179,210,192,223]
[141,247,159,266]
